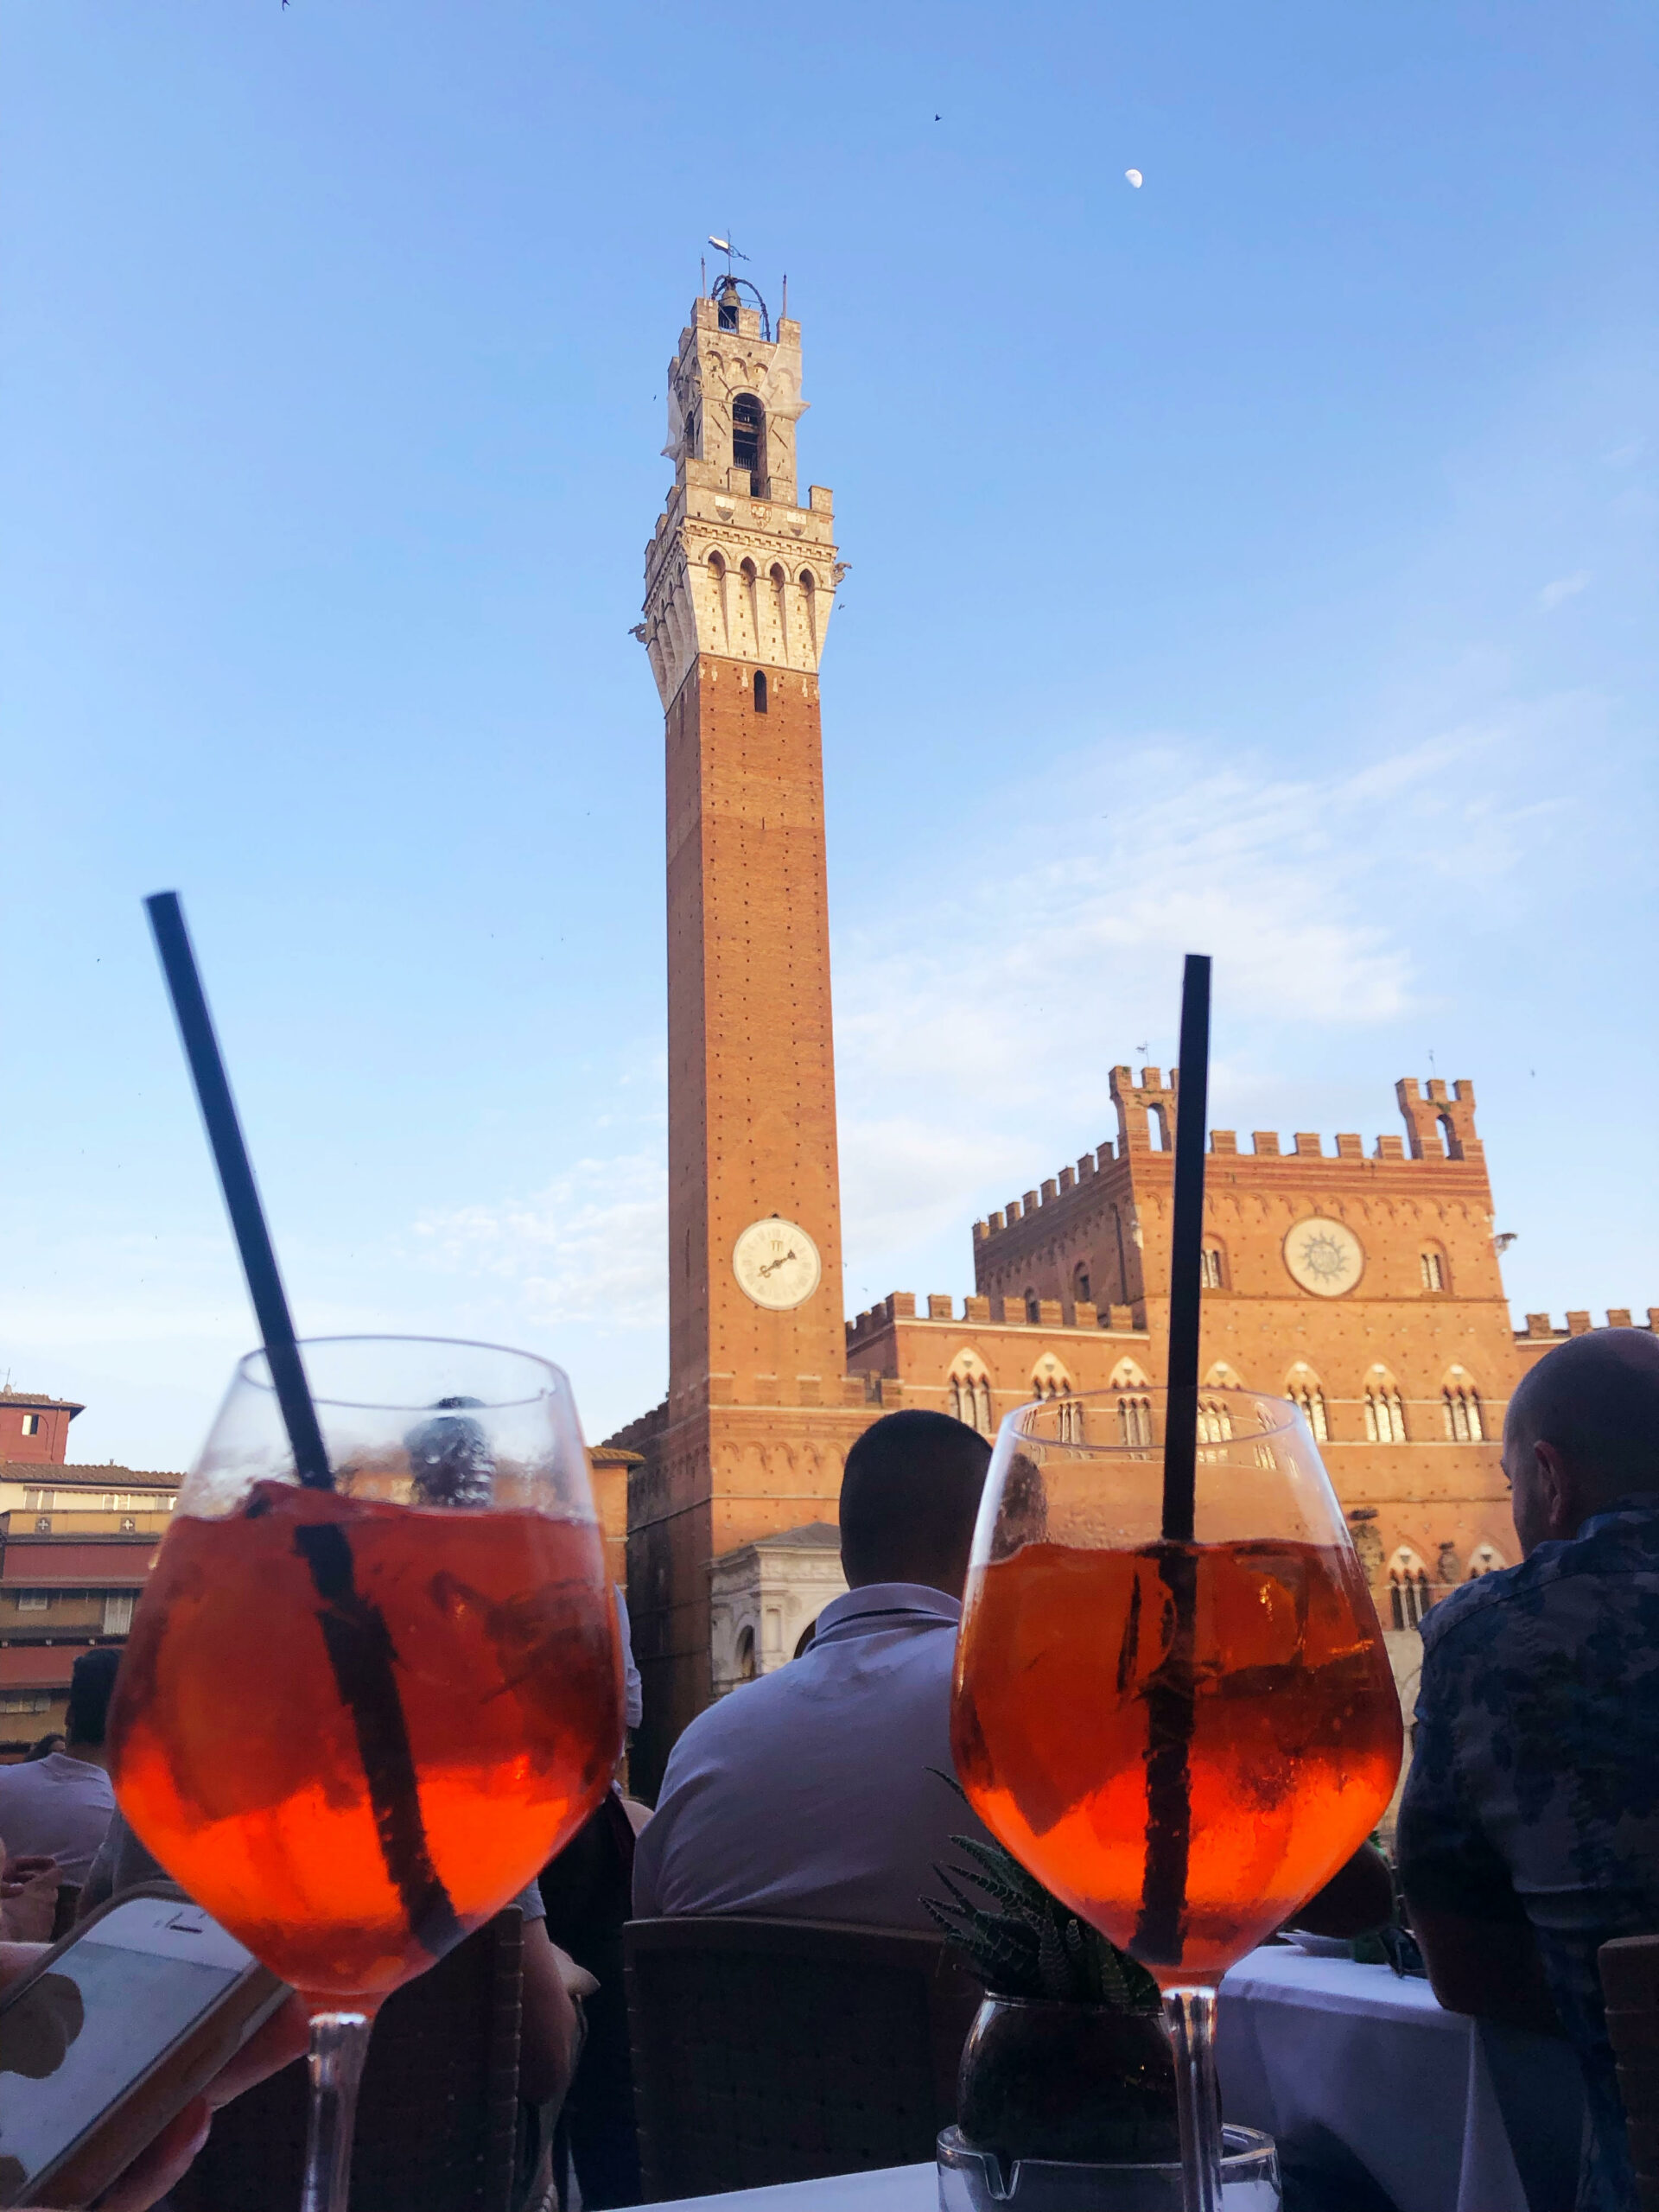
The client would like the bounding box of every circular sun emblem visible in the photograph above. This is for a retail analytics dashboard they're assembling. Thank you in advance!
[1282,1217,1364,1298]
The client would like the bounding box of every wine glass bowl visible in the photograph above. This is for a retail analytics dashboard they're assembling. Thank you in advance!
[951,1385,1402,1984]
[109,1338,623,2011]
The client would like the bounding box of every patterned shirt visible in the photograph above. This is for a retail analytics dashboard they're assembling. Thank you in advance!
[1396,1495,1659,2212]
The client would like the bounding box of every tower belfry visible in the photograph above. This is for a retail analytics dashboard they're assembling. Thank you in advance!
[639,281,841,710]
[627,279,862,1785]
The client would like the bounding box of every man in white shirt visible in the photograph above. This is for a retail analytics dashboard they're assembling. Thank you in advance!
[632,1410,994,1931]
[0,1648,118,1885]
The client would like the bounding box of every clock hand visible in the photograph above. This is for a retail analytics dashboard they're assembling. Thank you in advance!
[757,1249,799,1277]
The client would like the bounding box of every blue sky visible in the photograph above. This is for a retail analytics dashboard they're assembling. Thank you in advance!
[3,2,1655,1471]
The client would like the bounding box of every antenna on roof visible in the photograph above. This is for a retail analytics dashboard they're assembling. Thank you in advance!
[708,233,749,277]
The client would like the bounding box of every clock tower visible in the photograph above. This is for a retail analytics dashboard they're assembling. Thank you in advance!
[625,276,868,1786]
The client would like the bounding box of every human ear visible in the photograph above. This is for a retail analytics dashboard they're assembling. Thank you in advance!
[1534,1440,1578,1542]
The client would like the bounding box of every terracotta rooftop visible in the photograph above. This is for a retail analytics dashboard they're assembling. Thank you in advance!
[0,1462,182,1488]
[751,1522,842,1551]
[0,1388,84,1415]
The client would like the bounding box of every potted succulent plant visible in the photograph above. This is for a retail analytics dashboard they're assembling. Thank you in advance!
[925,1815,1179,2168]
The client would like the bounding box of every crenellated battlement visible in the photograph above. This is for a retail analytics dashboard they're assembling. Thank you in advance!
[971,1071,1484,1249]
[845,1292,1143,1347]
[1516,1308,1659,1343]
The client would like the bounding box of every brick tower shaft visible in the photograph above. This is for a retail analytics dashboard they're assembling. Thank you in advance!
[628,280,868,1787]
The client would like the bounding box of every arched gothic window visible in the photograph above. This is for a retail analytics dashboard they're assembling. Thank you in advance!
[1364,1375,1408,1443]
[1468,1542,1506,1579]
[1032,1357,1080,1442]
[1420,1248,1447,1292]
[1287,1370,1330,1442]
[753,670,768,713]
[1388,1548,1433,1630]
[948,1356,995,1438]
[1197,1400,1234,1445]
[735,1624,757,1681]
[1073,1262,1092,1307]
[1025,1288,1040,1323]
[1199,1243,1225,1290]
[732,391,766,486]
[1108,1365,1153,1447]
[1442,1382,1484,1442]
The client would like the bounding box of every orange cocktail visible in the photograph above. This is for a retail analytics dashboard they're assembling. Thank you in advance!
[952,1534,1402,1980]
[111,1477,621,2005]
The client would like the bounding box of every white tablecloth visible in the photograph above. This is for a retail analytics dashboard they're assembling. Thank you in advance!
[1217,1946,1585,2212]
[646,2166,934,2212]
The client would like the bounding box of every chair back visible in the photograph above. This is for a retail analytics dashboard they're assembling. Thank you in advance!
[625,1915,982,2201]
[173,1907,524,2212]
[1600,1933,1659,2211]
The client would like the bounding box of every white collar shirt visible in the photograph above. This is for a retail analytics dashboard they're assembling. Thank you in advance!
[632,1581,992,1932]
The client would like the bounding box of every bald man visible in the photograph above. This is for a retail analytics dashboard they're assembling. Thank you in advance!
[1398,1327,1659,2212]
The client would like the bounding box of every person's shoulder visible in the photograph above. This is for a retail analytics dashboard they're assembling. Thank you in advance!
[658,1663,811,1772]
[1418,1560,1523,1658]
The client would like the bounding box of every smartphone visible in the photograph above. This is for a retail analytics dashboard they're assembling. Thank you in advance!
[0,1884,288,2209]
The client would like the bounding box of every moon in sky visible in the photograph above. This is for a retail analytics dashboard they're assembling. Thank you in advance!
[1125,168,1143,188]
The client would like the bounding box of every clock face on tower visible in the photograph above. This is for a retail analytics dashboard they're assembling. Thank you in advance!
[733,1217,822,1310]
[1282,1217,1365,1298]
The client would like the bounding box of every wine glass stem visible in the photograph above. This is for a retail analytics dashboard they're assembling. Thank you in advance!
[302,2010,372,2212]
[1163,1985,1224,2212]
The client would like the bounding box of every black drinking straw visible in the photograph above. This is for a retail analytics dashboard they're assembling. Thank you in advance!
[145,891,461,1956]
[1135,951,1211,1966]
[1161,953,1212,1543]
[145,892,333,1489]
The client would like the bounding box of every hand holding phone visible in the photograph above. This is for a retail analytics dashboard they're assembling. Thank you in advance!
[0,1885,296,2209]
[0,1859,60,1947]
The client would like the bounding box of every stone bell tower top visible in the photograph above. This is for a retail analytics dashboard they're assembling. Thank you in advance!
[639,278,844,708]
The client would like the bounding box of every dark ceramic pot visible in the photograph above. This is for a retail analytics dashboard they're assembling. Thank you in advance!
[957,1994,1180,2166]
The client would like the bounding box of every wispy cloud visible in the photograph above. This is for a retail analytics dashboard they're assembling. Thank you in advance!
[410,1150,667,1328]
[1537,570,1592,612]
[831,720,1553,1293]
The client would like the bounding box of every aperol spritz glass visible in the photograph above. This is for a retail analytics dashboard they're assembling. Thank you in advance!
[108,1338,624,2212]
[951,1386,1401,2212]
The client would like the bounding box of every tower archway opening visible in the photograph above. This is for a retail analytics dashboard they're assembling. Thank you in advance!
[732,392,766,491]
